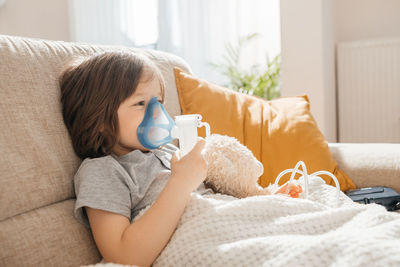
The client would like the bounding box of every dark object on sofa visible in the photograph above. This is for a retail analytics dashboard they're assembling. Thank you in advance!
[346,186,400,211]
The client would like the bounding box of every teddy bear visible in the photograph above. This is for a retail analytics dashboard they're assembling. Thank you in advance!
[203,134,302,198]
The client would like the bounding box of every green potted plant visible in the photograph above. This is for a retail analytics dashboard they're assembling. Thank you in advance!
[212,33,281,100]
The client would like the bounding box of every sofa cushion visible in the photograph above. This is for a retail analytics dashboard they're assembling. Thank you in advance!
[0,199,101,267]
[329,143,400,193]
[174,67,356,191]
[0,34,190,266]
[0,35,189,221]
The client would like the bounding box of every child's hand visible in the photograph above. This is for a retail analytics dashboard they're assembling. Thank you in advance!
[275,181,303,198]
[170,137,208,192]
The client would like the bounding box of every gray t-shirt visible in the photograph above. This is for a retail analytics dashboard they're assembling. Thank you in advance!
[74,143,211,228]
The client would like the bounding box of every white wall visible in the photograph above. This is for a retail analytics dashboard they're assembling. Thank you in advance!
[0,0,69,41]
[280,0,336,142]
[280,0,400,142]
[334,0,400,42]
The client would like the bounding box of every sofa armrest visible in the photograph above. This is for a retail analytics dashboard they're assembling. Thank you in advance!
[329,143,400,193]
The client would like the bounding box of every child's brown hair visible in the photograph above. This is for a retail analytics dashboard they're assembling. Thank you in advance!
[59,51,165,159]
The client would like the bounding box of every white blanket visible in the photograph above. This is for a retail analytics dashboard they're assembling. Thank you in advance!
[153,176,400,267]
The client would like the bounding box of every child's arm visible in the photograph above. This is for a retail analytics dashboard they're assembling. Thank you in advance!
[86,138,207,266]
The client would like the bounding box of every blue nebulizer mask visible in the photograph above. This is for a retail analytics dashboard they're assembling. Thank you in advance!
[137,97,210,156]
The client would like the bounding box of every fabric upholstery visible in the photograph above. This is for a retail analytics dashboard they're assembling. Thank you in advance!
[0,34,189,267]
[329,143,400,193]
[0,200,100,267]
[174,67,356,191]
[0,35,188,220]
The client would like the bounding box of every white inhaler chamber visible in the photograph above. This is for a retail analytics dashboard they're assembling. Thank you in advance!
[172,114,210,157]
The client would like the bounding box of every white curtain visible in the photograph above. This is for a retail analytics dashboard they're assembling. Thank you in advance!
[157,0,280,84]
[69,0,280,84]
[69,0,158,47]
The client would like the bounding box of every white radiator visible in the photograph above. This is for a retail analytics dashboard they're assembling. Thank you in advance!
[337,38,400,143]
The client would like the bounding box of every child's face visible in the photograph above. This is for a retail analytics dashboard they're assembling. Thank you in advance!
[113,72,163,156]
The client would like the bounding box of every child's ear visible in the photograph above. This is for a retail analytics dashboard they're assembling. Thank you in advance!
[99,125,104,132]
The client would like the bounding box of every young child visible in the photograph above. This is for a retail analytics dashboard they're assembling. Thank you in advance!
[60,51,211,266]
[59,51,301,266]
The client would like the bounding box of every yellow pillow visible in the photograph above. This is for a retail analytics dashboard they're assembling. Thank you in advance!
[174,67,356,191]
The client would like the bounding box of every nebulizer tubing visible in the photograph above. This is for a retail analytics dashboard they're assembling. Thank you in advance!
[274,160,341,199]
[196,114,211,137]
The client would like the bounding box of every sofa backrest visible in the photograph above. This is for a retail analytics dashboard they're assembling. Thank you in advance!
[0,35,190,266]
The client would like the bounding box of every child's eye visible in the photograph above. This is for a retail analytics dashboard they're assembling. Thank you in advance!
[135,101,145,106]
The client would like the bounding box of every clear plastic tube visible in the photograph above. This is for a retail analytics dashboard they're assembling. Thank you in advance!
[274,161,341,200]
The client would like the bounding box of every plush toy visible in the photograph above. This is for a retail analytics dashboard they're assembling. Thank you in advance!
[203,134,302,198]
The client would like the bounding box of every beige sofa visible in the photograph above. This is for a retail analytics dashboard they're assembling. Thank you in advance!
[0,35,399,267]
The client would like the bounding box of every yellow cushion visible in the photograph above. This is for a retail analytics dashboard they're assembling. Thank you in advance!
[174,67,356,191]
